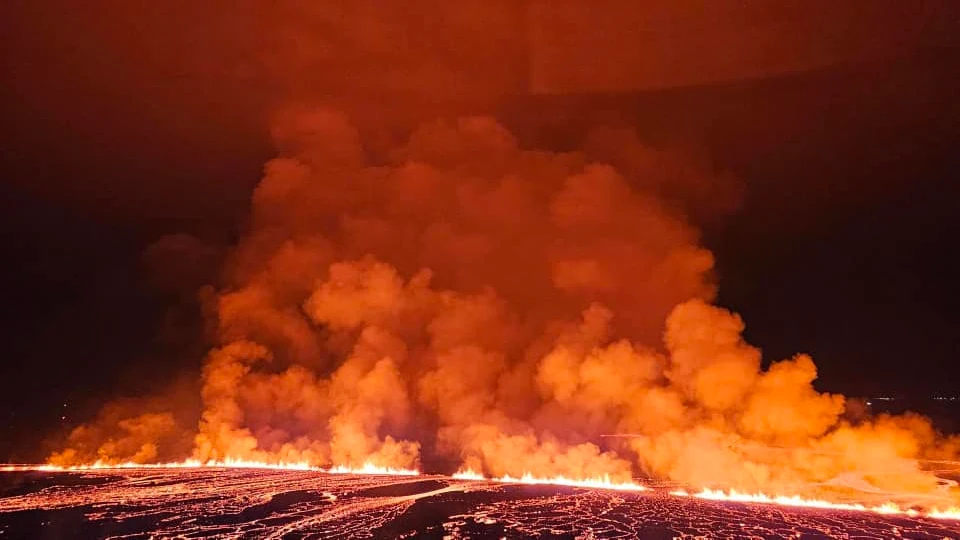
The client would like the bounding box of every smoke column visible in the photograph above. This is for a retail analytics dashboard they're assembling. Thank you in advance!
[50,108,959,504]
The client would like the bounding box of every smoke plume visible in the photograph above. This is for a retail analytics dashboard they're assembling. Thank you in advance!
[52,108,959,505]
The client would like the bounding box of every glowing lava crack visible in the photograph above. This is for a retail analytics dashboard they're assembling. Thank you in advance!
[0,460,419,476]
[671,488,960,521]
[452,469,960,521]
[454,468,647,491]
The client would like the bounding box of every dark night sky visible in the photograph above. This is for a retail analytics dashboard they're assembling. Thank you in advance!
[1,2,958,460]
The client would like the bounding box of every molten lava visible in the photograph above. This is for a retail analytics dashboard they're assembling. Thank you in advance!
[1,459,418,476]
[326,463,420,476]
[496,472,647,492]
[671,488,960,521]
[451,468,486,481]
[453,468,644,492]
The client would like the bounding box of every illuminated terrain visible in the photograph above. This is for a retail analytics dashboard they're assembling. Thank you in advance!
[1,466,958,539]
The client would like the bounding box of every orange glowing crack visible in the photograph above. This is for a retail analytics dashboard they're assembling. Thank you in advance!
[0,459,419,476]
[452,469,960,521]
[453,468,645,492]
[671,488,960,521]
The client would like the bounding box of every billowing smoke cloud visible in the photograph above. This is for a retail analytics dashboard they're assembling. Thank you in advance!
[49,379,197,466]
[51,108,958,505]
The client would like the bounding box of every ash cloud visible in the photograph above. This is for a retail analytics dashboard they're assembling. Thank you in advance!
[51,108,959,506]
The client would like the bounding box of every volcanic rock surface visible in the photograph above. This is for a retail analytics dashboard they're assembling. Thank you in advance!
[1,469,958,539]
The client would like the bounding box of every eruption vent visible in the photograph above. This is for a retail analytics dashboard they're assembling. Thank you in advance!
[48,109,960,511]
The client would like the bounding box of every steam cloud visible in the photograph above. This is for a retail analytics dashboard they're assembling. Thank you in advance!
[51,108,959,504]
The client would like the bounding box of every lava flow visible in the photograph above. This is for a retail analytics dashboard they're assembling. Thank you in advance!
[449,468,960,521]
[671,488,960,521]
[458,470,960,521]
[0,459,418,476]
[2,464,959,538]
[5,467,956,539]
[326,463,420,476]
[453,468,647,491]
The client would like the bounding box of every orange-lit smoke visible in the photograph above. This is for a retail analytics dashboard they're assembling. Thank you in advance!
[48,389,195,467]
[50,109,959,508]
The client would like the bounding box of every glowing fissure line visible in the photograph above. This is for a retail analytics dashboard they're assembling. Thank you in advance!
[453,468,646,492]
[4,462,959,521]
[453,469,960,521]
[673,488,960,521]
[325,463,420,476]
[0,459,419,476]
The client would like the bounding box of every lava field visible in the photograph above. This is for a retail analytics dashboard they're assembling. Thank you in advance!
[0,469,958,539]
